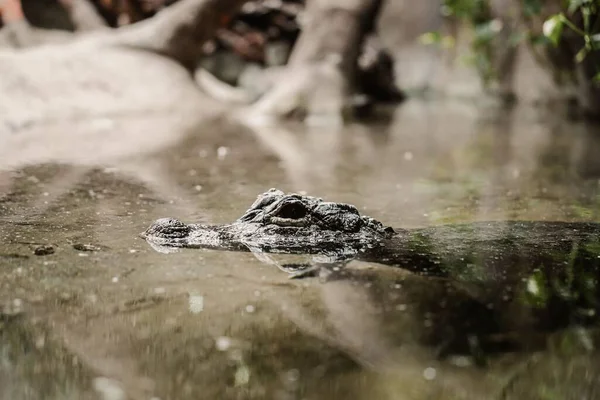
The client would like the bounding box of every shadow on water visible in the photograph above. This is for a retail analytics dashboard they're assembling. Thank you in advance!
[1,101,600,399]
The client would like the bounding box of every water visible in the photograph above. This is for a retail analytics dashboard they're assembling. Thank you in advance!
[1,100,600,399]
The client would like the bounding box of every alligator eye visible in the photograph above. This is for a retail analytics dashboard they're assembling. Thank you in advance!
[275,202,307,219]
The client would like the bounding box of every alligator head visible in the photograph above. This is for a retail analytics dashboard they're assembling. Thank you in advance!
[142,188,395,255]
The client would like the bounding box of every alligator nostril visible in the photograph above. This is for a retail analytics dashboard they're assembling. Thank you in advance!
[144,218,191,239]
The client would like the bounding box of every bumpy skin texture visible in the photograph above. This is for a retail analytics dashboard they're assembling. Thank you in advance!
[142,188,395,255]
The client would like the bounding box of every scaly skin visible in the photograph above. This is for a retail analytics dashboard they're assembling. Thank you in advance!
[142,188,395,256]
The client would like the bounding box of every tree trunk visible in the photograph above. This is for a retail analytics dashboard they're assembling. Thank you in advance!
[2,0,400,125]
[58,0,109,31]
[1,0,248,70]
[246,0,388,124]
[106,0,248,70]
[0,0,75,48]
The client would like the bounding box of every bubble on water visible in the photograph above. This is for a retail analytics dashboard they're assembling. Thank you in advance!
[403,152,413,161]
[253,290,261,297]
[527,277,540,295]
[215,336,231,351]
[217,146,229,160]
[153,287,166,294]
[245,305,256,313]
[489,18,503,32]
[111,277,119,283]
[35,336,46,349]
[194,185,203,192]
[423,367,437,380]
[235,365,250,386]
[92,377,126,400]
[285,369,300,382]
[189,295,204,314]
[448,355,473,368]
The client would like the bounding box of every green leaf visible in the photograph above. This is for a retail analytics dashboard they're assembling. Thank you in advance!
[567,0,589,14]
[543,14,564,46]
[525,269,549,308]
[529,33,551,46]
[419,31,443,45]
[575,46,589,63]
[523,0,542,16]
[473,20,501,44]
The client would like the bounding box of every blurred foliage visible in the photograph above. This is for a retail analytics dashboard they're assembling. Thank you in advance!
[420,0,600,85]
[543,0,599,77]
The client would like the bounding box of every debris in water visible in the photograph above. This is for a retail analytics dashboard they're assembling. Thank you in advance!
[448,355,473,367]
[189,294,204,314]
[34,245,54,256]
[92,377,126,400]
[215,336,232,351]
[217,146,229,160]
[73,243,103,252]
[234,365,250,386]
[423,367,437,380]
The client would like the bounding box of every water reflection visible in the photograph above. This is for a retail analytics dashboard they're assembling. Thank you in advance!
[1,102,600,399]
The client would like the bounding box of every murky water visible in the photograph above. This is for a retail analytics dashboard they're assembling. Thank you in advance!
[1,101,600,400]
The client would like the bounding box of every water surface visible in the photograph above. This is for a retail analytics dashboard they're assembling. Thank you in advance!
[1,101,600,400]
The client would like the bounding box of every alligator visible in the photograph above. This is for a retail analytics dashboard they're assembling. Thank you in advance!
[143,188,600,356]
[143,188,600,281]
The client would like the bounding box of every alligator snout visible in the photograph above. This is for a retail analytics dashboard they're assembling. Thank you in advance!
[142,218,191,240]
